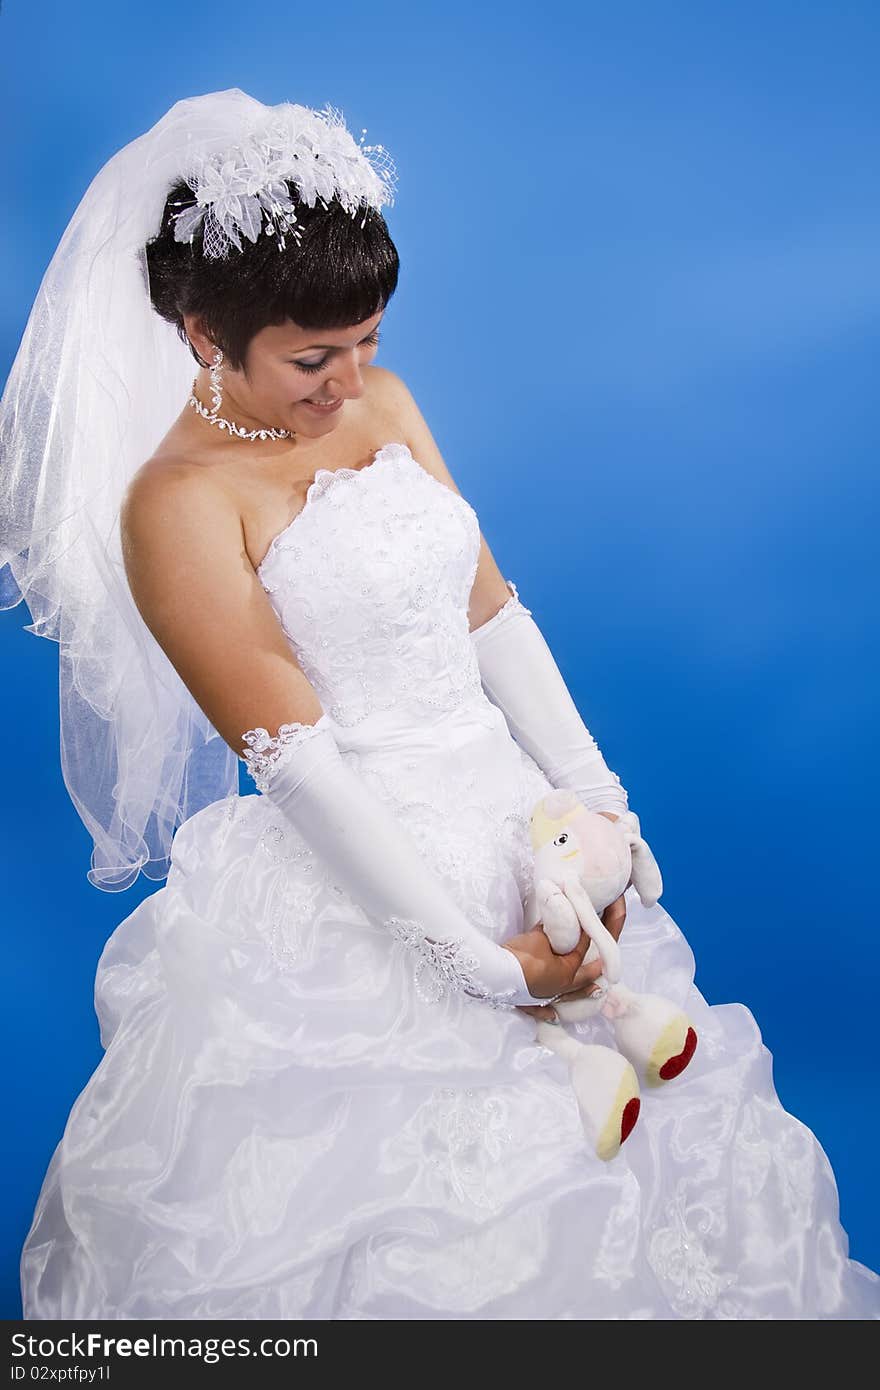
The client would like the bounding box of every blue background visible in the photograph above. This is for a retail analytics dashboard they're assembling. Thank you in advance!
[1,1,878,1318]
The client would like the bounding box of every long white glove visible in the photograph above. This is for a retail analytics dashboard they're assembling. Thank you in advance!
[470,579,629,818]
[240,715,550,1010]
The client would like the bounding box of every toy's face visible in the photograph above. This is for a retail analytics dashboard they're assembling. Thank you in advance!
[552,828,580,862]
[534,824,583,882]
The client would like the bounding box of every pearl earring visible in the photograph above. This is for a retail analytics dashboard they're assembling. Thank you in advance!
[208,346,225,414]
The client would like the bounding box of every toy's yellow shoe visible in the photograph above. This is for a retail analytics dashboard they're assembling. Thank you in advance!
[595,1059,641,1161]
[535,1023,641,1161]
[603,986,698,1088]
[645,1012,698,1087]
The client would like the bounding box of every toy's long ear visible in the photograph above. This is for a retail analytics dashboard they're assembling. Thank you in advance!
[562,876,623,984]
[617,812,663,907]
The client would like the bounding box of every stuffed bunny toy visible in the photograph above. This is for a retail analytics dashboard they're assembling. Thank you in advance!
[524,790,697,1161]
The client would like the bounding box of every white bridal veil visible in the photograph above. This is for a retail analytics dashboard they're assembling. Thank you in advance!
[0,87,394,891]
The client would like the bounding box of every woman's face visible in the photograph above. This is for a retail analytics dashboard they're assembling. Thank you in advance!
[186,308,384,439]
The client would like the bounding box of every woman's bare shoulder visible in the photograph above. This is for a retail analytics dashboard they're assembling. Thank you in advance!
[368,366,464,497]
[120,451,242,573]
[122,391,246,525]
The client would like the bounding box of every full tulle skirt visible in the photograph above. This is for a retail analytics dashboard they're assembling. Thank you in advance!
[20,713,880,1319]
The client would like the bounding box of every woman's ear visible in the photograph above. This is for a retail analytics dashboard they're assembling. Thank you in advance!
[181,311,214,366]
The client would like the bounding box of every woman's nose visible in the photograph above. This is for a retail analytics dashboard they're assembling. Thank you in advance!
[329,351,365,399]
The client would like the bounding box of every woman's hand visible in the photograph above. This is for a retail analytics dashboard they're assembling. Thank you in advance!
[504,922,605,1022]
[513,891,629,1022]
[601,892,627,943]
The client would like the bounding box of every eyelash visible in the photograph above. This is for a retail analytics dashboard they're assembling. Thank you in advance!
[294,330,381,374]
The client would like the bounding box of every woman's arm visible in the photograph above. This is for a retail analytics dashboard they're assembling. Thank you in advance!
[367,366,515,630]
[371,370,633,970]
[121,460,325,749]
[368,368,630,817]
[120,461,596,1011]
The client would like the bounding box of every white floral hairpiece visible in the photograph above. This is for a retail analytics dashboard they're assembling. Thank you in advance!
[171,101,397,260]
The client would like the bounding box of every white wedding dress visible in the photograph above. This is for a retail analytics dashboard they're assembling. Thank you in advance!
[20,441,880,1320]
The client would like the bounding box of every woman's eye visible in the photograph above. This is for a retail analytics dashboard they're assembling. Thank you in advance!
[294,330,381,374]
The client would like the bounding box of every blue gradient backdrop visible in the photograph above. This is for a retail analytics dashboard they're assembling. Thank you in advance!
[1,1,878,1318]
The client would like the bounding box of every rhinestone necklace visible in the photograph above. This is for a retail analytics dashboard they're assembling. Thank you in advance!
[188,377,294,442]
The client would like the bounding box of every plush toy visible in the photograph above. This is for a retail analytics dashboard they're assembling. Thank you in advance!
[524,790,698,1161]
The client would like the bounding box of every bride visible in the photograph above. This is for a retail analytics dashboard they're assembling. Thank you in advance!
[3,88,879,1320]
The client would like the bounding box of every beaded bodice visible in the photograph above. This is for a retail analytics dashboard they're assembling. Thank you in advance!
[256,441,490,745]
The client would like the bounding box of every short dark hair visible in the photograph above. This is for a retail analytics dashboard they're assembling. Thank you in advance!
[144,178,400,373]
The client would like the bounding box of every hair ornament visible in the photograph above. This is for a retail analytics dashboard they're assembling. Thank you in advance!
[171,102,398,259]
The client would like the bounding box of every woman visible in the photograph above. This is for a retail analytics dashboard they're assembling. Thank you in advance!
[3,89,878,1319]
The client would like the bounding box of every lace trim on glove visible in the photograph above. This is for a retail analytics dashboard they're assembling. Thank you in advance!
[470,577,532,643]
[239,714,330,793]
[386,916,519,1012]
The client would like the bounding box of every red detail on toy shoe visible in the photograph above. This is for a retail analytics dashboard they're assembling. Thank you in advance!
[659,1027,697,1080]
[621,1097,640,1145]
